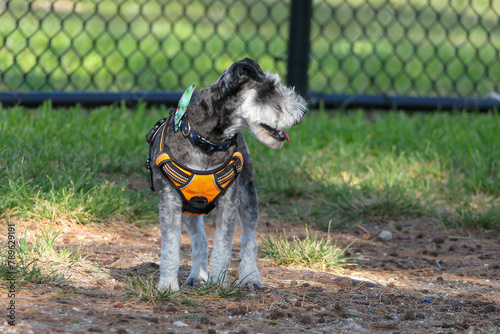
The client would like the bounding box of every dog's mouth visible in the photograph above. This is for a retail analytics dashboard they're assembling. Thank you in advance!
[260,123,290,143]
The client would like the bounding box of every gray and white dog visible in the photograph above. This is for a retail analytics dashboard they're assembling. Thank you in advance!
[147,58,306,291]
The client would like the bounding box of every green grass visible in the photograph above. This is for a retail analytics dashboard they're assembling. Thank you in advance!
[1,104,499,230]
[123,270,246,302]
[0,223,77,288]
[0,252,64,288]
[15,224,82,264]
[188,271,249,300]
[248,109,500,228]
[1,0,499,97]
[1,102,161,224]
[124,274,178,302]
[260,225,355,270]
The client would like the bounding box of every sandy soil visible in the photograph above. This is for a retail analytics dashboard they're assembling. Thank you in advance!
[1,215,499,334]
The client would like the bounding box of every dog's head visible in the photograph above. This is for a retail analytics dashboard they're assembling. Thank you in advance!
[219,58,307,149]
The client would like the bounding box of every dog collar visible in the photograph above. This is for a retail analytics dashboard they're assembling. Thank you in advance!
[180,117,238,153]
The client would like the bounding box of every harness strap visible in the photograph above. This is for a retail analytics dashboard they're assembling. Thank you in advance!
[145,118,167,144]
[155,152,244,215]
[145,117,169,191]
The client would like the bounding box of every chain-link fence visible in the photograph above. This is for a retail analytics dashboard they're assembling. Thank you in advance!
[1,0,500,108]
[310,0,500,98]
[0,0,290,92]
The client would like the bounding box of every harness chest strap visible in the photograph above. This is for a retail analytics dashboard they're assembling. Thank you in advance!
[155,151,244,215]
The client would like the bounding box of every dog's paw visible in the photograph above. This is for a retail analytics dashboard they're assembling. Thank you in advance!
[184,268,208,287]
[241,281,261,291]
[184,277,201,287]
[157,277,180,292]
[243,282,262,291]
[237,275,262,291]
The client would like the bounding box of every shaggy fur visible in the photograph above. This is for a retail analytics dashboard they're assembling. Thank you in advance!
[149,58,306,291]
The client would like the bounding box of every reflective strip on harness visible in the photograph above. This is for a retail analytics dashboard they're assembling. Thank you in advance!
[155,152,244,215]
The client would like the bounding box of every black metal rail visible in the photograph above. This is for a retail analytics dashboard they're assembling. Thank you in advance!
[2,90,498,112]
[308,93,500,112]
[0,91,182,108]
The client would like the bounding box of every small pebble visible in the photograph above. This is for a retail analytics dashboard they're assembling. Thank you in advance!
[269,310,285,320]
[403,310,416,321]
[432,237,445,244]
[483,305,497,313]
[415,312,425,319]
[378,230,393,240]
[300,314,312,324]
[173,321,189,327]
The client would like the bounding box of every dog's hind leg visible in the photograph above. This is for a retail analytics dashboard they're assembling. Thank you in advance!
[237,181,262,290]
[209,185,239,285]
[182,215,209,286]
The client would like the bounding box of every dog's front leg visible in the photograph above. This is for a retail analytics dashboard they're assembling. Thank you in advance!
[209,185,239,284]
[157,188,183,292]
[238,181,261,290]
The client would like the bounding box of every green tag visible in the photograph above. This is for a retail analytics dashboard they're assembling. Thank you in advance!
[174,84,195,132]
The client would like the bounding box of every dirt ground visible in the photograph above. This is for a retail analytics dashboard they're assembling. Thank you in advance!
[2,214,500,334]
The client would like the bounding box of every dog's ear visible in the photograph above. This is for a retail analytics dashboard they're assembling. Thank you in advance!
[222,58,265,92]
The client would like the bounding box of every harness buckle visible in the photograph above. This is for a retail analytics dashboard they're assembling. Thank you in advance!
[144,157,152,171]
[190,196,208,204]
[144,157,155,191]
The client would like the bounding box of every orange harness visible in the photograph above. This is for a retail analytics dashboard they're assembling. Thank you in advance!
[155,151,243,215]
[146,118,244,215]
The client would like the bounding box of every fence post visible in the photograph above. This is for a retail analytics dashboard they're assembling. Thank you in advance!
[286,0,312,99]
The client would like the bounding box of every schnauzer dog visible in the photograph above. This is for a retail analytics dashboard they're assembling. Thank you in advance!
[146,58,306,291]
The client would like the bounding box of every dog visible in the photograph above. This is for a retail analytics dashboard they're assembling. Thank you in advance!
[146,58,306,291]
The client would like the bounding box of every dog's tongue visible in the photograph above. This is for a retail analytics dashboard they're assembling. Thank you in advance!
[282,130,290,143]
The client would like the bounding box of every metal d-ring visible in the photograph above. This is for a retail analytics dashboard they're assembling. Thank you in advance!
[181,120,191,137]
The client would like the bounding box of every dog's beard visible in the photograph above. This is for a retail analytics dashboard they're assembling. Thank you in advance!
[223,72,306,149]
[238,79,306,149]
[253,124,289,149]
